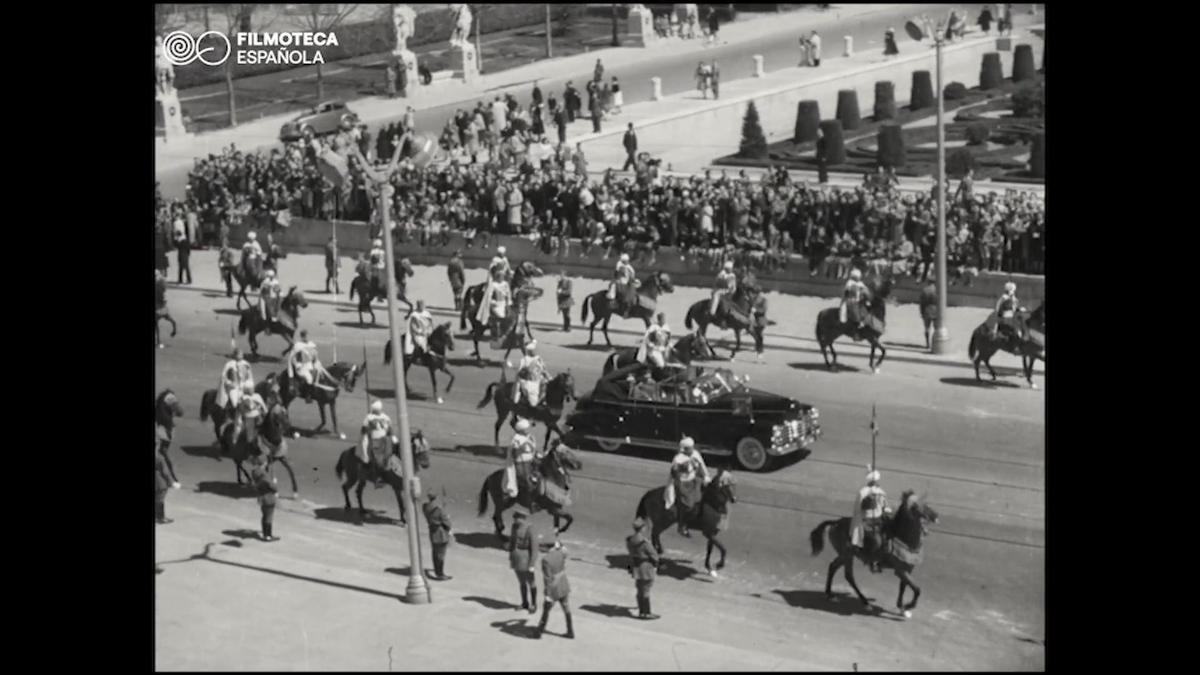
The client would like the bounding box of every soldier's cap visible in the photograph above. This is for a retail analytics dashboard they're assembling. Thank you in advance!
[632,517,646,531]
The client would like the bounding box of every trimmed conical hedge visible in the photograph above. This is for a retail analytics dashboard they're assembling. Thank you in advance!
[910,71,934,110]
[948,148,975,178]
[739,101,768,159]
[1029,131,1044,178]
[794,100,821,143]
[836,90,861,131]
[873,81,896,120]
[877,122,906,168]
[818,120,846,164]
[1012,44,1035,81]
[980,52,1003,89]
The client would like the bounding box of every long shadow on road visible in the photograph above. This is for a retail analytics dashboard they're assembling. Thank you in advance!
[940,376,1023,389]
[767,589,904,621]
[491,618,538,640]
[454,531,506,552]
[579,602,636,619]
[463,595,521,610]
[789,362,862,374]
[313,506,399,527]
[195,481,255,500]
[181,444,223,461]
[604,553,698,582]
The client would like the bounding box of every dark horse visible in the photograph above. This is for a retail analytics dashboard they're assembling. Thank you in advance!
[581,271,675,346]
[238,286,308,357]
[333,433,431,526]
[968,301,1045,388]
[383,322,456,404]
[155,389,185,486]
[276,361,364,438]
[684,283,762,359]
[634,469,738,577]
[155,275,176,348]
[602,332,718,374]
[477,441,583,540]
[230,258,266,311]
[809,490,940,618]
[349,258,416,325]
[218,400,294,489]
[815,276,894,372]
[460,262,546,358]
[476,371,576,451]
[199,377,283,445]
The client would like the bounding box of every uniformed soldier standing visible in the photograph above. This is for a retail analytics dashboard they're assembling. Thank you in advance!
[252,458,280,542]
[155,447,174,524]
[448,250,466,310]
[422,492,453,581]
[324,236,339,294]
[535,539,574,639]
[507,508,539,614]
[626,518,660,620]
[555,270,574,332]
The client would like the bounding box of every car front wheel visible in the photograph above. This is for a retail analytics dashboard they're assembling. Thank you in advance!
[735,436,770,472]
[596,438,623,452]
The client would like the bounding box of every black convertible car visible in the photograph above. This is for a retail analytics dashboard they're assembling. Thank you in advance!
[564,363,820,471]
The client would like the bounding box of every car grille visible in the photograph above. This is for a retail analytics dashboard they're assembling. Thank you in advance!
[772,411,821,450]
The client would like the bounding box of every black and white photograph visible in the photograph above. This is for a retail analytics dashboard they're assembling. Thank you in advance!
[154,3,1045,669]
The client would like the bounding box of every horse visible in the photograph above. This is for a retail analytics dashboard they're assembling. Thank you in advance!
[199,376,283,445]
[218,401,293,488]
[814,276,895,372]
[334,434,431,526]
[634,469,738,577]
[255,399,300,497]
[230,259,266,310]
[349,259,416,325]
[477,371,576,452]
[477,441,583,540]
[460,262,546,357]
[581,271,676,346]
[968,301,1045,388]
[155,277,176,349]
[238,286,308,357]
[155,390,185,486]
[276,360,363,437]
[383,322,456,404]
[602,332,718,374]
[809,490,940,617]
[684,283,762,359]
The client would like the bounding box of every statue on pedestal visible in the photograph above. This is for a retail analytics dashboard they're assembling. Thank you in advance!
[155,35,176,99]
[449,4,473,47]
[392,4,416,54]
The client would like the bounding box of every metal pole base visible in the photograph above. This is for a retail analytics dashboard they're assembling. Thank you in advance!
[930,328,951,355]
[403,577,430,604]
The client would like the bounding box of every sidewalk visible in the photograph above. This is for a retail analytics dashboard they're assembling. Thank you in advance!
[156,5,907,177]
[169,249,1017,368]
[156,487,830,670]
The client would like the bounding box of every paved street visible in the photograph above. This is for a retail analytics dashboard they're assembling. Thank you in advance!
[155,252,1044,670]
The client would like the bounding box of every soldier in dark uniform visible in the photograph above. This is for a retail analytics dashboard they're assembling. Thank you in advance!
[324,236,339,294]
[155,447,174,524]
[507,508,539,614]
[751,290,768,361]
[252,459,280,542]
[556,270,574,332]
[422,492,453,580]
[626,518,660,619]
[535,539,574,639]
[447,250,466,311]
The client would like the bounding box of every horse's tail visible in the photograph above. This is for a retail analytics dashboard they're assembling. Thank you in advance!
[200,390,215,422]
[684,302,697,330]
[580,294,591,323]
[477,382,497,410]
[335,450,346,480]
[237,311,249,336]
[602,351,616,374]
[810,519,837,556]
[477,476,491,517]
[968,329,980,360]
[635,491,649,519]
[383,339,393,366]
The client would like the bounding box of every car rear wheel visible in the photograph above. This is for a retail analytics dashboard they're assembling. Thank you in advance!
[735,436,770,472]
[596,438,623,452]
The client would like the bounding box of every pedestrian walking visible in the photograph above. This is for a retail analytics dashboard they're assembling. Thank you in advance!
[556,270,574,332]
[706,7,720,46]
[809,31,822,67]
[589,95,603,133]
[252,458,280,542]
[535,539,574,639]
[710,61,720,100]
[622,123,638,171]
[174,228,192,284]
[507,507,539,613]
[798,34,810,67]
[977,7,994,34]
[626,517,660,619]
[611,76,623,114]
[532,81,543,107]
[155,447,174,524]
[422,492,453,580]
[554,108,568,146]
[448,249,466,310]
[324,236,339,294]
[593,58,604,84]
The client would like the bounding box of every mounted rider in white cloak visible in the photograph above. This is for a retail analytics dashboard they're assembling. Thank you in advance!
[664,436,711,537]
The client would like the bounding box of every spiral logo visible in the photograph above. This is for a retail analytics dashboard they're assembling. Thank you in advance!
[163,30,231,67]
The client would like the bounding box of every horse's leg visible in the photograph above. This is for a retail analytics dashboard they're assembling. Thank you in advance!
[985,352,998,381]
[825,556,844,599]
[705,538,715,572]
[586,309,597,345]
[556,510,574,534]
[356,479,367,519]
[341,470,354,510]
[874,338,886,372]
[429,367,443,404]
[167,315,177,338]
[394,480,407,526]
[973,352,983,382]
[314,400,327,432]
[279,457,299,495]
[602,316,613,347]
[896,577,909,611]
[329,400,340,437]
[897,568,920,614]
[843,556,870,607]
[730,329,740,360]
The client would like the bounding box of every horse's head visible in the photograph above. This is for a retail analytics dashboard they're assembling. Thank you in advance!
[653,271,675,293]
[284,287,308,310]
[267,401,291,435]
[156,390,184,421]
[517,261,545,282]
[258,375,281,406]
[897,490,939,537]
[707,469,737,505]
[432,322,455,353]
[548,439,583,472]
[399,258,415,278]
[328,361,363,392]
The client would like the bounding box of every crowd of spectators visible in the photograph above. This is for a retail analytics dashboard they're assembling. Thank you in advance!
[162,75,1043,281]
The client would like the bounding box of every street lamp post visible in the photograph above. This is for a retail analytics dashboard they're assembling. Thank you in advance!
[930,23,950,355]
[377,180,430,605]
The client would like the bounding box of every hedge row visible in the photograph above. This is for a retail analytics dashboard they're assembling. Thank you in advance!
[173,4,572,90]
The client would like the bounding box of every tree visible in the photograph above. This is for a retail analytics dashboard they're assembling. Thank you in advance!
[545,4,553,58]
[301,4,361,102]
[217,4,261,127]
[739,101,768,159]
[611,4,620,47]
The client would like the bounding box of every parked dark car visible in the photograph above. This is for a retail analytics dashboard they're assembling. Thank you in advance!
[279,100,359,142]
[565,363,820,471]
